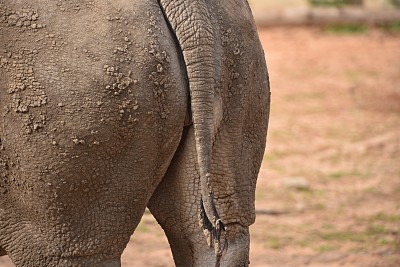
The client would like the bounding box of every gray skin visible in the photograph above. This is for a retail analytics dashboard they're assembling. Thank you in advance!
[0,0,270,266]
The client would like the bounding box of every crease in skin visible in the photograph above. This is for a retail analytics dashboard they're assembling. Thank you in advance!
[157,0,227,265]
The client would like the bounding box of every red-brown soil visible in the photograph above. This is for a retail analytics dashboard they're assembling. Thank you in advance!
[1,26,399,267]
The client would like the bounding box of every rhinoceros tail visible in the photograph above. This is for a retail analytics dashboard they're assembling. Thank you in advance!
[158,0,227,264]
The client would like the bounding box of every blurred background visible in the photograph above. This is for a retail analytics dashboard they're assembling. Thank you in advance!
[246,1,400,266]
[1,1,399,266]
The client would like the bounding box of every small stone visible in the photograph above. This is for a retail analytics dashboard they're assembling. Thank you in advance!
[313,252,348,263]
[372,248,394,256]
[57,102,63,107]
[282,177,310,190]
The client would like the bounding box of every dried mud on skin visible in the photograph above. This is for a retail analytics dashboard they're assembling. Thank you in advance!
[1,27,400,267]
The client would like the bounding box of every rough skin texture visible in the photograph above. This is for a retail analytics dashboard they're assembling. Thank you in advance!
[0,0,270,266]
[150,1,270,266]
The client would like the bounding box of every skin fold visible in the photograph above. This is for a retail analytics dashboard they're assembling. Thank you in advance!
[0,0,270,266]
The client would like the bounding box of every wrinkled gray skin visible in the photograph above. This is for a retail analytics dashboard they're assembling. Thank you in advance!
[0,0,270,266]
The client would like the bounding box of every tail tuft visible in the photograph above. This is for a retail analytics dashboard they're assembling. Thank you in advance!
[200,198,228,267]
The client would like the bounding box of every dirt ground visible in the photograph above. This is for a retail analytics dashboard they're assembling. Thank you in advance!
[1,26,399,267]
